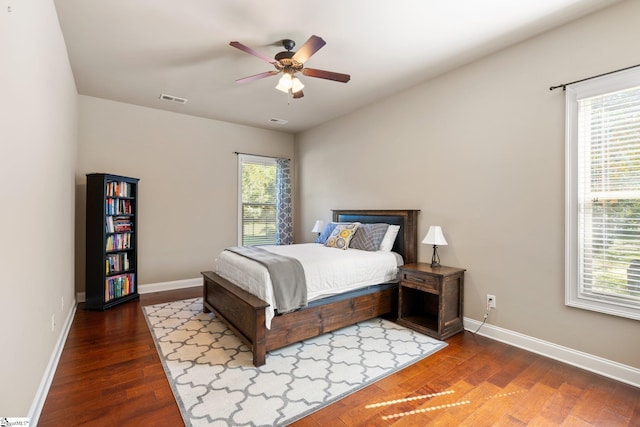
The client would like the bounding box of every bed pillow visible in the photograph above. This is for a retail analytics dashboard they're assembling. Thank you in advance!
[350,223,390,251]
[378,225,400,252]
[325,222,360,250]
[314,222,338,244]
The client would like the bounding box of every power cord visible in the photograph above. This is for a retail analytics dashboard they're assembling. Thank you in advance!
[470,295,495,335]
[470,310,489,335]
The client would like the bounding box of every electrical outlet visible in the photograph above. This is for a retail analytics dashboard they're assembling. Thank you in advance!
[51,314,55,332]
[61,296,64,311]
[487,294,496,310]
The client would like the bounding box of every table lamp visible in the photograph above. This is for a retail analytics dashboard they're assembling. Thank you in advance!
[312,220,325,236]
[422,226,448,267]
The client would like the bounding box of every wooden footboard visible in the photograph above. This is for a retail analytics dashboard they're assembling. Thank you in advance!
[202,270,398,367]
[202,271,269,366]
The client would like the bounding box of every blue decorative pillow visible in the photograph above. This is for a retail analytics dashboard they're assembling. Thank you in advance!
[350,223,390,251]
[315,222,338,244]
[325,223,360,250]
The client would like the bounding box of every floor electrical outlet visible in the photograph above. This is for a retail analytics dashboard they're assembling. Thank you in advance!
[487,294,496,310]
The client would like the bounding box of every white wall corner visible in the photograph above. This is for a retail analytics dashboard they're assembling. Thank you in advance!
[463,317,640,389]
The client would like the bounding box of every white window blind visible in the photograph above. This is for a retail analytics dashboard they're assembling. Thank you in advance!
[238,154,277,246]
[566,67,640,320]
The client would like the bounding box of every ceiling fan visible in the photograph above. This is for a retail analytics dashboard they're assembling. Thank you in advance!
[230,35,350,99]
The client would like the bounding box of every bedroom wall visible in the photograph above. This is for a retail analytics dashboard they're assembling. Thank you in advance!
[295,0,639,369]
[76,96,294,291]
[0,0,78,417]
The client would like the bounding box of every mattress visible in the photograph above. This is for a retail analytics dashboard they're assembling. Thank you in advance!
[214,243,403,328]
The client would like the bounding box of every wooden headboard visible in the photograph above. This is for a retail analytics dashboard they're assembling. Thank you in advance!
[332,209,420,264]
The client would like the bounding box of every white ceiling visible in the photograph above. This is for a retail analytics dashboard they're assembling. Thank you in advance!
[54,0,620,133]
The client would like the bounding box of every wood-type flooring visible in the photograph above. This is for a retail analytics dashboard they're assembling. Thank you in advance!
[39,287,640,426]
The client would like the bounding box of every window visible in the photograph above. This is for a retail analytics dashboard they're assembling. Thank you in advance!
[565,67,640,320]
[237,154,293,246]
[238,154,277,246]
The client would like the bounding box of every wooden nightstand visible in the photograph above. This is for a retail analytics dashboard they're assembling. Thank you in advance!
[396,263,465,340]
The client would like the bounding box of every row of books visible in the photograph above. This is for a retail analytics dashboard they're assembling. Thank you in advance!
[105,198,133,215]
[106,216,133,233]
[106,181,134,198]
[106,233,132,251]
[106,252,131,274]
[105,273,135,301]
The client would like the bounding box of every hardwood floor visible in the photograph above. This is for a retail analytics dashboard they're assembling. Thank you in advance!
[39,287,640,426]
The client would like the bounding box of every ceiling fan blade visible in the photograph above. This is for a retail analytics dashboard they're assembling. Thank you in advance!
[230,41,277,64]
[292,35,326,64]
[292,90,304,99]
[302,68,351,83]
[235,70,279,84]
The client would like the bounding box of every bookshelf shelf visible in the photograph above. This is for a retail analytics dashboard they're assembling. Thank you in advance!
[85,173,140,310]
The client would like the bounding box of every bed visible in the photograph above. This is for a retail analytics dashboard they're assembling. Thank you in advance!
[201,209,419,366]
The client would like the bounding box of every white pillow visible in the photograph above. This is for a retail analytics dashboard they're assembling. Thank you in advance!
[378,225,400,252]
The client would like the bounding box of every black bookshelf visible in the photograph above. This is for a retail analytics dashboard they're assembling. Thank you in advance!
[85,173,140,310]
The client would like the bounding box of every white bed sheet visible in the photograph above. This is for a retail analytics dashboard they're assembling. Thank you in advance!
[214,243,402,329]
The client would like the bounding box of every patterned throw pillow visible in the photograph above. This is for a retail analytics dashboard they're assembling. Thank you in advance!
[325,223,360,250]
[350,223,390,251]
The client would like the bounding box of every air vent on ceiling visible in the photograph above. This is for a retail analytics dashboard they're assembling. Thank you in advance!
[159,93,188,104]
[269,118,288,125]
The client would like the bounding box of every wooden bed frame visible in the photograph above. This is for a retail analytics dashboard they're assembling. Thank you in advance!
[201,209,419,366]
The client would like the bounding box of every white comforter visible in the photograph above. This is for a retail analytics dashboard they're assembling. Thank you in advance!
[214,243,402,329]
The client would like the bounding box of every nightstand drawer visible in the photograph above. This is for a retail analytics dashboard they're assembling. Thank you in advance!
[401,271,438,291]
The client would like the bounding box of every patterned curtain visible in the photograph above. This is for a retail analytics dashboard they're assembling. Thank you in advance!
[276,158,293,245]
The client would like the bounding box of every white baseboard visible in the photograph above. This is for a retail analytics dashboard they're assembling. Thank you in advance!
[76,277,201,302]
[464,317,640,389]
[138,277,201,294]
[29,299,77,425]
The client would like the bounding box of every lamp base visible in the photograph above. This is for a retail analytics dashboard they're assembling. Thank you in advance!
[430,245,441,268]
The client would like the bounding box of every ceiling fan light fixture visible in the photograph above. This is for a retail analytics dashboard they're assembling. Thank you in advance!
[275,73,292,93]
[291,77,304,93]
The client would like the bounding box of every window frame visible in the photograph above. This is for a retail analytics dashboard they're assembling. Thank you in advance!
[237,154,278,246]
[565,66,640,320]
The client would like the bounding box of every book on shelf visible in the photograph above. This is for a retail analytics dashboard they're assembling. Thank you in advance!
[106,233,132,251]
[106,181,133,198]
[105,216,114,233]
[105,199,133,215]
[105,252,131,274]
[106,216,133,233]
[105,273,135,301]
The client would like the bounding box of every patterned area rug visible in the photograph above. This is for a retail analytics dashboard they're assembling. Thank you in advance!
[143,298,446,426]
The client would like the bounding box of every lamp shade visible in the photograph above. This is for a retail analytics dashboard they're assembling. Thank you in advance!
[312,220,325,233]
[275,73,293,93]
[422,226,448,246]
[291,77,304,93]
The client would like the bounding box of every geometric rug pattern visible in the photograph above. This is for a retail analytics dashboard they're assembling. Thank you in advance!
[143,298,447,426]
